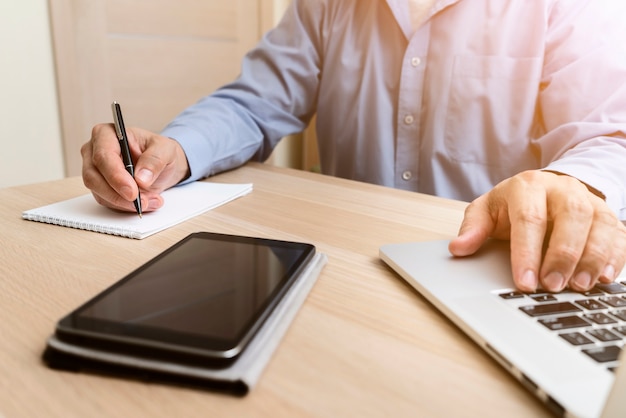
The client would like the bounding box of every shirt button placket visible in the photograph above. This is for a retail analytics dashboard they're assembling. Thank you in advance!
[401,114,415,183]
[396,40,425,190]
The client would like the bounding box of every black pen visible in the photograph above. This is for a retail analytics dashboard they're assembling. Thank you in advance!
[111,101,142,218]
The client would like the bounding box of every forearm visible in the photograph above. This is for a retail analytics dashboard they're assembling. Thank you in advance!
[161,0,321,183]
[161,97,270,183]
[535,1,626,219]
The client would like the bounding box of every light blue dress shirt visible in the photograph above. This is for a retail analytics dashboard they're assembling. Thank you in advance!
[161,0,626,218]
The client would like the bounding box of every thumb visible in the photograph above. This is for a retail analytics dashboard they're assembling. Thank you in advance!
[448,195,495,257]
[134,166,155,188]
[130,131,174,190]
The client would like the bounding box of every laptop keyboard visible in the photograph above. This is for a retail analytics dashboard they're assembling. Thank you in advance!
[499,281,626,371]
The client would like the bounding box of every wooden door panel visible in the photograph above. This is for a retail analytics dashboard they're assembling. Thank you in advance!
[50,0,269,176]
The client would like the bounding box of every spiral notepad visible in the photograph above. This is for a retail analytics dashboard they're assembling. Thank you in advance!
[22,182,253,239]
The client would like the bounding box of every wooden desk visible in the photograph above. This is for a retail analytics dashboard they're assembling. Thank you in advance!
[0,163,549,417]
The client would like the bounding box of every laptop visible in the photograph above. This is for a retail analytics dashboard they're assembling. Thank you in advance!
[380,239,626,418]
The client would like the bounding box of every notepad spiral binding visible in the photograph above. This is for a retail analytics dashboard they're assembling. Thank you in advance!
[22,213,141,239]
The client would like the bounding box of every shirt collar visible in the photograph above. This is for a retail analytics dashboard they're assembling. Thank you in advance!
[385,0,462,40]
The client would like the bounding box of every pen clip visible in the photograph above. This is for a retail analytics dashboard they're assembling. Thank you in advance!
[111,101,124,140]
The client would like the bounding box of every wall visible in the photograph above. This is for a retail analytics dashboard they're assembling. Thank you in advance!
[0,1,296,189]
[0,0,65,188]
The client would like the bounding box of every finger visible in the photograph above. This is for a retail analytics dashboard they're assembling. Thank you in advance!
[91,190,138,213]
[84,124,139,202]
[91,189,164,213]
[539,180,594,292]
[130,131,189,191]
[569,201,626,291]
[83,137,163,213]
[597,223,626,282]
[506,174,548,293]
[81,137,131,209]
[82,139,142,213]
[133,143,171,189]
[448,194,495,257]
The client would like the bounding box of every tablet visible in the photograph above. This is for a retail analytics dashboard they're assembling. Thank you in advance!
[51,232,316,369]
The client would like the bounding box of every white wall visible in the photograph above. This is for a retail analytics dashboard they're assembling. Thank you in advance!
[0,1,297,189]
[0,0,65,188]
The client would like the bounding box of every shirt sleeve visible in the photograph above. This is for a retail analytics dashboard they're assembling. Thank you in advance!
[161,0,321,183]
[537,1,626,219]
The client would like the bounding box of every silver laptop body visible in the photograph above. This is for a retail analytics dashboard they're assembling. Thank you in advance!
[380,239,626,418]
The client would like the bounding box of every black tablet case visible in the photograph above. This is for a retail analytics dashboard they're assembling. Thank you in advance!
[42,252,327,396]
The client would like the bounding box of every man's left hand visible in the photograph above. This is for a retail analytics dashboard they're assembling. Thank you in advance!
[448,170,626,293]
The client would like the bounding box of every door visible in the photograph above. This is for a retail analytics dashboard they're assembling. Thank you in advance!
[49,0,276,176]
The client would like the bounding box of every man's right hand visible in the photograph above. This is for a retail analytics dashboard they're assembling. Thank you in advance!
[81,124,190,213]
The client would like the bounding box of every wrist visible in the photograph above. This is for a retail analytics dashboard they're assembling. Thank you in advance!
[172,138,191,184]
[540,169,606,200]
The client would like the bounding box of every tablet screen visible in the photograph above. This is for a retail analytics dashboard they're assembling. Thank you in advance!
[58,232,315,361]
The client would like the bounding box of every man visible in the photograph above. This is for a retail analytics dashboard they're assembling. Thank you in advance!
[81,0,626,293]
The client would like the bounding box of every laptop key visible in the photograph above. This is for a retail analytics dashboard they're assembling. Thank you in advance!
[599,296,626,308]
[612,310,626,322]
[538,315,590,330]
[531,294,558,302]
[559,332,594,346]
[595,282,626,294]
[499,290,525,300]
[575,299,608,311]
[613,326,626,337]
[584,313,618,325]
[520,302,581,317]
[587,328,621,342]
[580,288,605,297]
[583,345,622,363]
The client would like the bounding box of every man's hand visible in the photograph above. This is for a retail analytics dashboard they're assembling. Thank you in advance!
[81,124,190,213]
[448,170,626,293]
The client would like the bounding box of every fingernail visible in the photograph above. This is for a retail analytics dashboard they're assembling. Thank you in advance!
[602,264,616,281]
[572,271,591,290]
[519,270,537,292]
[543,272,565,292]
[136,168,154,184]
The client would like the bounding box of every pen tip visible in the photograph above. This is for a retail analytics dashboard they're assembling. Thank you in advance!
[138,213,143,219]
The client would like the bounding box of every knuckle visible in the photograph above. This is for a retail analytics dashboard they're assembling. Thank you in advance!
[548,243,581,265]
[594,208,619,227]
[90,123,110,138]
[506,169,531,182]
[90,147,109,167]
[583,241,608,264]
[517,170,541,182]
[82,170,98,189]
[562,194,594,219]
[80,141,91,158]
[515,209,545,227]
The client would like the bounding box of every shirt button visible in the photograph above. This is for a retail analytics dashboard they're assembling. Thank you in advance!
[411,57,421,67]
[404,114,414,124]
[402,170,412,181]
